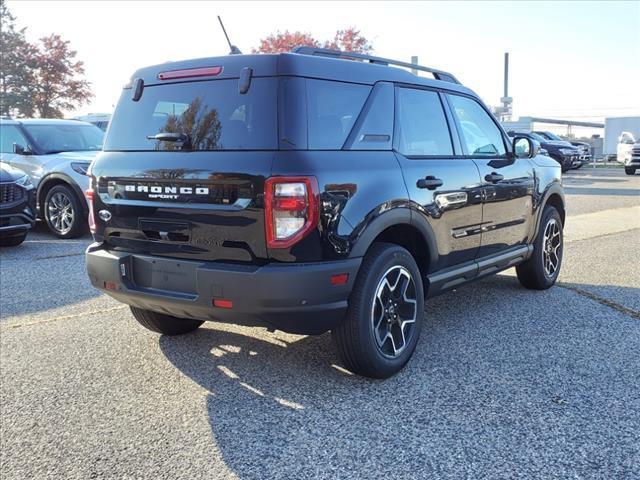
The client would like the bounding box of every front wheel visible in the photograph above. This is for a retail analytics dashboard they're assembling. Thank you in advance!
[625,167,636,175]
[516,206,563,290]
[332,243,424,379]
[130,307,204,335]
[44,184,86,238]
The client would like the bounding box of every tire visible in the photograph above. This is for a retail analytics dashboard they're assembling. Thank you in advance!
[44,184,86,239]
[332,243,424,379]
[625,167,636,175]
[0,233,27,247]
[516,206,563,290]
[130,307,204,335]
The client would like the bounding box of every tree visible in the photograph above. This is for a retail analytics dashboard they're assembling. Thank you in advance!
[0,0,36,116]
[254,31,320,54]
[254,27,372,54]
[31,34,93,118]
[0,1,92,118]
[324,28,373,54]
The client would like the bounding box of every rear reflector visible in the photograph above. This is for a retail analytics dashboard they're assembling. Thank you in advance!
[331,273,349,286]
[213,299,233,309]
[158,66,223,80]
[85,189,96,233]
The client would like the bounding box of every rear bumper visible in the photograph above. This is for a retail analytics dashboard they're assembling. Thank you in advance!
[86,244,361,335]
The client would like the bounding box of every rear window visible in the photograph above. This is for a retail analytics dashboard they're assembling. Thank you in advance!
[105,78,277,151]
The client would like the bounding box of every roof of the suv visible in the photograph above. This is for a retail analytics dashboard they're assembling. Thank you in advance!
[130,52,476,97]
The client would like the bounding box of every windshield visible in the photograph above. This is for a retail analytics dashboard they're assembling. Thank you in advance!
[23,124,104,154]
[529,132,548,143]
[105,78,277,151]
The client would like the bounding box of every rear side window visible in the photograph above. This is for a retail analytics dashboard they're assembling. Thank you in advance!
[105,78,277,151]
[306,79,370,149]
[448,94,506,156]
[396,88,453,156]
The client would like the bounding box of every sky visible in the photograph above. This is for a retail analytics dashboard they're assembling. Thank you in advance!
[7,0,640,133]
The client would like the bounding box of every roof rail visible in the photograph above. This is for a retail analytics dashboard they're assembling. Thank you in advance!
[291,46,460,84]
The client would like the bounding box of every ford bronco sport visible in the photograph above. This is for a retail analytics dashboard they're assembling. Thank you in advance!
[86,47,565,378]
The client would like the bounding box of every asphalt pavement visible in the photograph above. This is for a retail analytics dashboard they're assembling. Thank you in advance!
[1,168,639,479]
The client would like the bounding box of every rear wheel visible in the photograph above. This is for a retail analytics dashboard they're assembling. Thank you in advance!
[332,243,424,379]
[516,205,563,290]
[130,307,204,335]
[625,167,636,175]
[0,233,27,247]
[44,184,86,238]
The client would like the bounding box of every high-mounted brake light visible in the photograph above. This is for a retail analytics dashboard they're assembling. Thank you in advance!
[264,177,320,249]
[157,66,223,81]
[85,189,96,234]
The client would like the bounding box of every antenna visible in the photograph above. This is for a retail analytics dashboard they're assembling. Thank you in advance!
[217,16,242,55]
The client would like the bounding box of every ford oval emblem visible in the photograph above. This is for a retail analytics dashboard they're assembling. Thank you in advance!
[98,210,112,222]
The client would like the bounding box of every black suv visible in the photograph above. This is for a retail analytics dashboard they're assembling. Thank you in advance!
[86,48,565,378]
[507,131,579,172]
[0,162,36,246]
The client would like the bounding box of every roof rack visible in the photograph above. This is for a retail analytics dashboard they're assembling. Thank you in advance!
[291,46,460,84]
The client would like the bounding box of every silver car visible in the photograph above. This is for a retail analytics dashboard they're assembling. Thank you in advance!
[0,118,103,238]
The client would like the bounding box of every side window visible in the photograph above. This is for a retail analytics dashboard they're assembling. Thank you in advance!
[0,125,28,153]
[448,94,506,156]
[396,88,453,156]
[307,79,371,149]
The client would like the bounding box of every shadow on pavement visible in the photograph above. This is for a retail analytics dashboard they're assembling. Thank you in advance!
[159,274,640,479]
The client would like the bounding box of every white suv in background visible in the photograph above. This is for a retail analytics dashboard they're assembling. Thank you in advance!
[0,118,104,238]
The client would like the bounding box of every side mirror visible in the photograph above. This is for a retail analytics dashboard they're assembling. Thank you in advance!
[12,143,31,155]
[512,136,539,159]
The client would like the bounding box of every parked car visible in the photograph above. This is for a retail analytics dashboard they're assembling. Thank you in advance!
[0,162,36,247]
[0,118,104,238]
[534,130,591,166]
[616,131,640,174]
[72,113,111,132]
[507,131,579,172]
[86,47,565,378]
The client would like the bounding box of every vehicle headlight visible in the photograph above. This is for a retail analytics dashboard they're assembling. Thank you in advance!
[15,174,32,187]
[559,148,576,155]
[71,162,91,176]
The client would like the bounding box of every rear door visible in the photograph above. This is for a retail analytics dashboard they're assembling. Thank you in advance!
[445,93,535,258]
[93,77,278,263]
[394,86,483,271]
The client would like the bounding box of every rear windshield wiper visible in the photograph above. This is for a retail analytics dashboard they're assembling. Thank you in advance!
[146,132,192,149]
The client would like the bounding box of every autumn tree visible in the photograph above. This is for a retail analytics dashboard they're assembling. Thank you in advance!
[324,28,372,54]
[254,27,372,54]
[0,2,92,118]
[254,31,320,54]
[30,34,93,118]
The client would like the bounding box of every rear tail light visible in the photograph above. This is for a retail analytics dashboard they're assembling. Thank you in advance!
[264,176,319,248]
[85,189,96,233]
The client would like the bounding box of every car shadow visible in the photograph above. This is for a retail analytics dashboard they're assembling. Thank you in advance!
[159,274,640,479]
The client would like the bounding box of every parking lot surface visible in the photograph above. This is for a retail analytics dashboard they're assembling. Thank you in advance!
[1,168,639,479]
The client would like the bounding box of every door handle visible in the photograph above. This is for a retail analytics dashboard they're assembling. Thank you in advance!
[484,172,504,183]
[417,176,443,190]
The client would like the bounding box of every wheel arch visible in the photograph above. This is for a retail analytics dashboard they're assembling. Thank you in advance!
[37,173,88,218]
[534,184,565,239]
[349,208,437,278]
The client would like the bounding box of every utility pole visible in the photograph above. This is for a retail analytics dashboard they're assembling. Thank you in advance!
[498,52,513,122]
[411,56,418,75]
